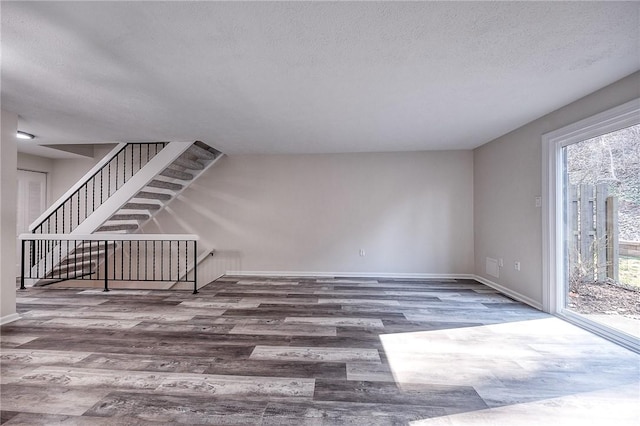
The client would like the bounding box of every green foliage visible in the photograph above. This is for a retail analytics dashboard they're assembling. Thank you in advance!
[619,256,640,287]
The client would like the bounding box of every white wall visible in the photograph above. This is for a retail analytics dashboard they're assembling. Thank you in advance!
[50,145,114,201]
[17,153,54,208]
[18,152,54,173]
[1,110,19,324]
[474,71,640,306]
[145,151,474,282]
[16,146,116,212]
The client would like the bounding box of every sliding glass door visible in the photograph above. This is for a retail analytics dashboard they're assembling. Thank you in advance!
[543,99,639,352]
[562,125,639,339]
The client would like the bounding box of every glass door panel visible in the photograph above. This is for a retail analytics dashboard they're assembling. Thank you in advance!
[562,124,639,339]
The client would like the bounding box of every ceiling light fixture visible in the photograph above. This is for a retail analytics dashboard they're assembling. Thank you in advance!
[16,131,35,140]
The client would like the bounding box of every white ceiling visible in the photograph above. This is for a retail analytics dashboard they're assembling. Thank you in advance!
[2,1,639,156]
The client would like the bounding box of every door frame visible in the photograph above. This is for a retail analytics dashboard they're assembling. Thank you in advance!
[16,168,48,275]
[542,98,640,352]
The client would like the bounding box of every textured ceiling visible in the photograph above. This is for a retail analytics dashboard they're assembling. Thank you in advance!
[2,1,639,156]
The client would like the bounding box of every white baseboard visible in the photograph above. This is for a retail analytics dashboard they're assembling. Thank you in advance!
[473,275,543,311]
[225,270,475,280]
[224,271,543,311]
[0,313,20,325]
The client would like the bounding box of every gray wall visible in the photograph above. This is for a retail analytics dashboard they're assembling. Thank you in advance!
[474,71,640,306]
[145,151,474,282]
[16,146,116,214]
[50,145,115,202]
[17,153,54,207]
[1,110,19,323]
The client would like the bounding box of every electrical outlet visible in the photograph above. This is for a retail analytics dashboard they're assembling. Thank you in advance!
[498,258,504,268]
[535,197,542,208]
[359,249,366,257]
[514,261,521,271]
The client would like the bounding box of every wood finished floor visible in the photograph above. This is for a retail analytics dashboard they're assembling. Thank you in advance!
[1,276,639,425]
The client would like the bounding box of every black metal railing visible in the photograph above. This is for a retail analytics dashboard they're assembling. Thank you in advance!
[19,234,198,294]
[31,143,167,235]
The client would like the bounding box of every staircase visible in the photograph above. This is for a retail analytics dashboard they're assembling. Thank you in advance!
[21,141,221,289]
[92,141,220,235]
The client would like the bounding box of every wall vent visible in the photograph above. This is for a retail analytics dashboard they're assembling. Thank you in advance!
[486,257,499,278]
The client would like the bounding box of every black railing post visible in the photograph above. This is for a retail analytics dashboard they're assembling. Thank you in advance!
[103,240,110,292]
[30,240,35,267]
[20,239,26,290]
[193,240,198,294]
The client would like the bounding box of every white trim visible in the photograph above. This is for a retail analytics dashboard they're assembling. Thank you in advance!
[543,99,640,147]
[169,271,226,290]
[557,310,639,353]
[28,143,127,232]
[0,313,20,325]
[473,275,543,311]
[223,271,543,310]
[19,233,199,241]
[225,270,475,280]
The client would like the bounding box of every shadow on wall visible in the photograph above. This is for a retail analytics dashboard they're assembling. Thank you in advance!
[143,173,251,285]
[142,152,475,276]
[171,249,243,290]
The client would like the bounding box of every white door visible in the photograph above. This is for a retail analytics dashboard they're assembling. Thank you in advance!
[16,170,47,275]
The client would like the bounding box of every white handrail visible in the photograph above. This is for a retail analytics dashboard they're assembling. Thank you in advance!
[19,233,199,241]
[28,142,127,232]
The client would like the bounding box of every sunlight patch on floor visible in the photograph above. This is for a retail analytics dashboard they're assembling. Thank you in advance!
[409,383,640,426]
[380,317,640,424]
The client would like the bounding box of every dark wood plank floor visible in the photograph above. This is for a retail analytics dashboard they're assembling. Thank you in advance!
[1,276,638,425]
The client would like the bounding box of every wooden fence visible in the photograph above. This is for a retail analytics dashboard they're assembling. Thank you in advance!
[566,183,618,282]
[620,240,640,257]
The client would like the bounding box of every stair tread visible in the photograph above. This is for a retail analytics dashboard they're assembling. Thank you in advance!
[174,155,204,170]
[110,213,151,221]
[147,180,183,191]
[45,268,94,280]
[187,143,216,160]
[123,203,161,210]
[53,259,97,269]
[77,241,116,248]
[136,191,172,201]
[160,169,193,181]
[61,251,106,264]
[194,140,220,155]
[97,224,139,232]
[61,250,105,263]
